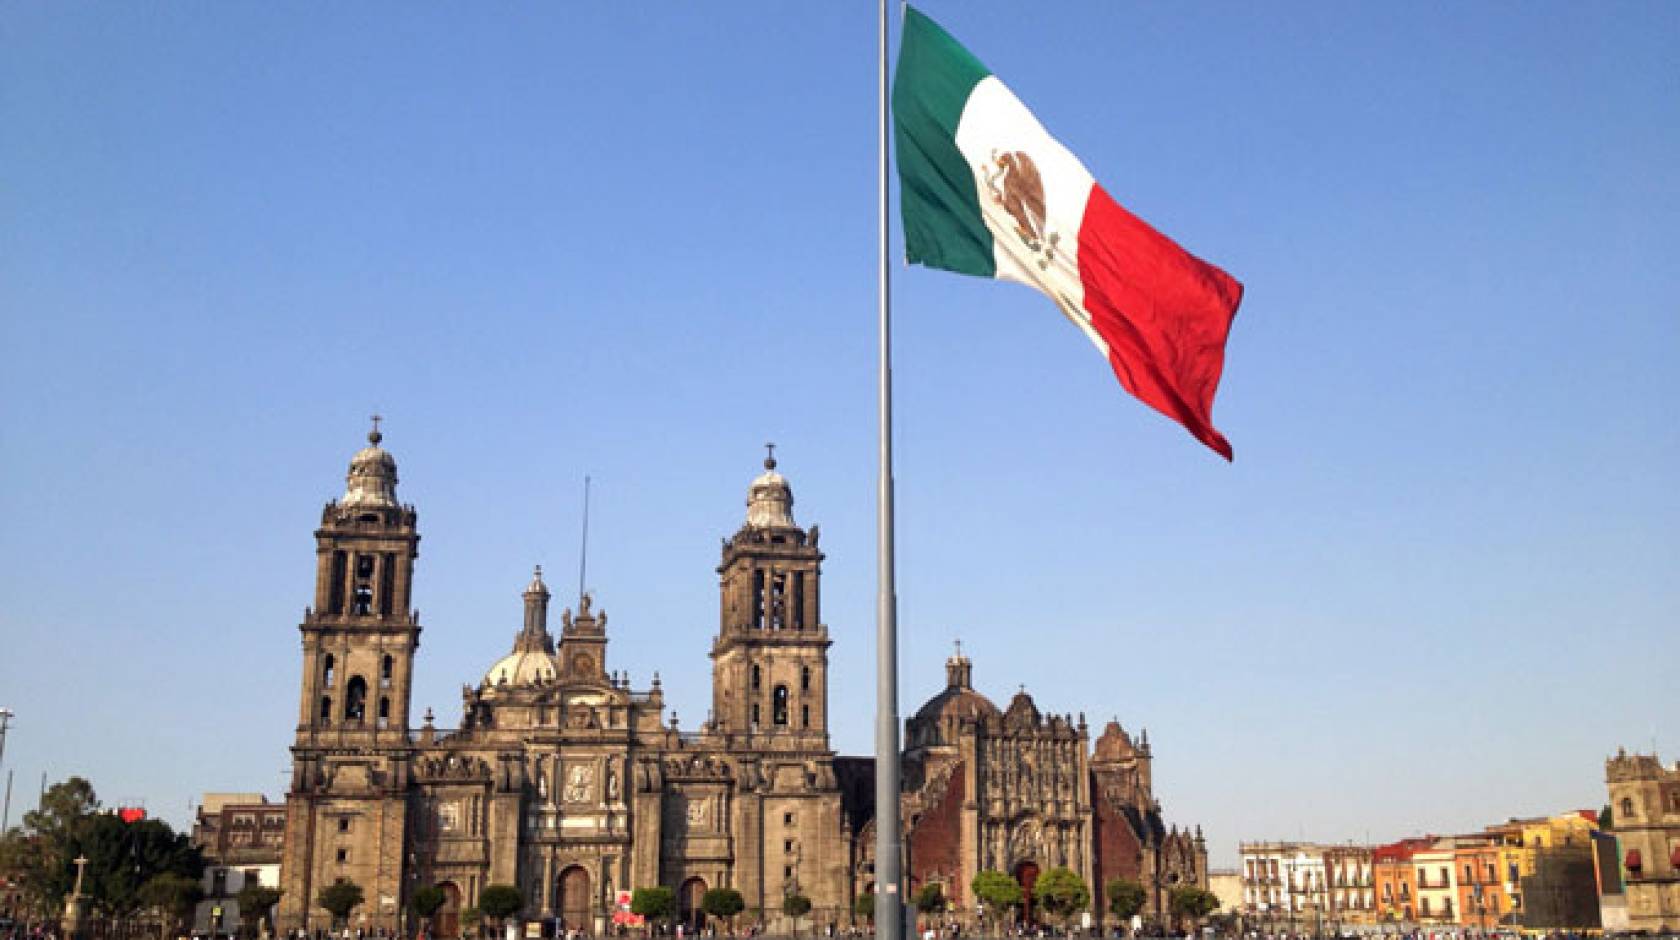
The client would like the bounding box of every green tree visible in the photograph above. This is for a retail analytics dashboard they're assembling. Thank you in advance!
[1106,878,1148,922]
[701,888,745,933]
[410,885,449,938]
[852,893,875,924]
[460,907,483,940]
[138,873,203,939]
[1598,804,1613,831]
[781,894,812,937]
[630,887,675,934]
[1034,867,1091,930]
[0,777,102,918]
[238,885,283,938]
[970,870,1023,930]
[317,878,366,929]
[1167,886,1220,931]
[77,812,204,925]
[477,884,524,935]
[914,884,947,915]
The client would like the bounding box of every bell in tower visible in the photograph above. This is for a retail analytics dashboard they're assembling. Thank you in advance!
[710,446,831,747]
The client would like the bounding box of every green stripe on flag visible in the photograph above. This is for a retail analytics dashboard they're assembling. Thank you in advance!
[893,7,995,277]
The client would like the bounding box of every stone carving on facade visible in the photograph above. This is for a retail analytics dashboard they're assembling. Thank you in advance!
[564,764,594,803]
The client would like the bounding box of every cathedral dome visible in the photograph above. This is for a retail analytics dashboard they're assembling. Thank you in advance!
[484,648,559,687]
[343,421,399,509]
[910,647,1000,732]
[746,447,796,528]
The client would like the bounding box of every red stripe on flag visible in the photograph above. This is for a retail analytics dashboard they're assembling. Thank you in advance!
[1076,184,1244,460]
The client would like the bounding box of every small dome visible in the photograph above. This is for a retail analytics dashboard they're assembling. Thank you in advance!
[343,422,399,509]
[746,447,795,528]
[912,685,1001,726]
[484,649,560,687]
[920,654,994,735]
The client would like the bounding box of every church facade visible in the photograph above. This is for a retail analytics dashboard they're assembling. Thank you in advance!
[276,429,1205,936]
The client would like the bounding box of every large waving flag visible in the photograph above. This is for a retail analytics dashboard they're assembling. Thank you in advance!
[893,7,1245,459]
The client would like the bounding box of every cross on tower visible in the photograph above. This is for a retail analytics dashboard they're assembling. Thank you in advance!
[764,441,777,469]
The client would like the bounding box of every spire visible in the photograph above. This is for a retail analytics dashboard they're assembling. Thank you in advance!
[516,565,553,653]
[745,444,796,528]
[342,415,399,509]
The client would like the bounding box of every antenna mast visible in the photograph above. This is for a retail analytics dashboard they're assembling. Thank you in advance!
[578,475,592,605]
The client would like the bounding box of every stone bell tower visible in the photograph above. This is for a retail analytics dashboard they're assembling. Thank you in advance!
[292,417,421,743]
[279,418,420,933]
[710,447,830,750]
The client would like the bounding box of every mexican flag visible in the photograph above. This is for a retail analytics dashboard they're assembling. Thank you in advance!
[893,6,1245,459]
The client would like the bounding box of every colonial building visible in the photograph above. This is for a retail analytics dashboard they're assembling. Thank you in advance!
[276,427,1206,936]
[1240,842,1372,931]
[190,793,288,936]
[1606,749,1680,933]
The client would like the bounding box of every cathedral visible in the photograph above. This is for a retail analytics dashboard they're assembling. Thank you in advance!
[276,427,1207,936]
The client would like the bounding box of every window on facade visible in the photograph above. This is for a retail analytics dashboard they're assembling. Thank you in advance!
[785,840,794,854]
[769,574,786,629]
[1621,797,1635,819]
[323,654,336,688]
[338,817,350,833]
[345,677,367,721]
[752,703,761,726]
[1420,899,1430,916]
[772,685,789,726]
[783,812,794,826]
[784,866,793,880]
[336,848,348,864]
[752,665,761,691]
[1463,865,1472,881]
[801,666,810,691]
[381,655,393,686]
[319,696,332,722]
[801,704,810,728]
[378,697,390,729]
[752,570,765,628]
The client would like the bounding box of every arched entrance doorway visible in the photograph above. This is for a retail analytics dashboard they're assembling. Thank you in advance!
[1014,861,1041,926]
[679,877,708,932]
[558,866,591,931]
[434,882,462,939]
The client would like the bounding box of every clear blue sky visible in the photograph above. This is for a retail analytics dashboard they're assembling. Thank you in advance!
[2,3,1676,865]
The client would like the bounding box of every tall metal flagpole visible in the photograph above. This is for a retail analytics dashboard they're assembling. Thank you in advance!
[874,0,904,938]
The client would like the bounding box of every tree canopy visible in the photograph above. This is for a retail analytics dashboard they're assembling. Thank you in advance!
[318,879,366,925]
[1168,886,1221,924]
[1034,867,1091,926]
[477,885,523,922]
[239,885,284,937]
[630,887,675,924]
[970,870,1022,925]
[1106,878,1148,920]
[914,884,947,914]
[411,885,449,919]
[852,893,875,921]
[701,888,745,922]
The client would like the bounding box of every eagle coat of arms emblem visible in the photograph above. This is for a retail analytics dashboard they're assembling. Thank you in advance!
[983,149,1061,271]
